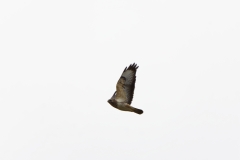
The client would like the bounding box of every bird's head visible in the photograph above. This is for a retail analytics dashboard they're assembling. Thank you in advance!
[108,99,116,106]
[107,99,113,105]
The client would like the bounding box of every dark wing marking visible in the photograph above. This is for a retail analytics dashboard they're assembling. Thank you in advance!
[115,76,127,102]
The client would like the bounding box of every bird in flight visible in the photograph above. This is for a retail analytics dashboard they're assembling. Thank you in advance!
[107,63,143,114]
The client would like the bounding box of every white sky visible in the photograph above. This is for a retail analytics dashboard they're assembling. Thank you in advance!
[0,0,240,159]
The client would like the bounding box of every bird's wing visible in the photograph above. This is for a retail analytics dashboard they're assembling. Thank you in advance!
[115,63,138,104]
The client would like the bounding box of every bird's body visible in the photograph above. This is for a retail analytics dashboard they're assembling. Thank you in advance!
[107,63,143,115]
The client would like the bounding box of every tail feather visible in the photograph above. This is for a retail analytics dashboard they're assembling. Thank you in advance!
[132,108,143,114]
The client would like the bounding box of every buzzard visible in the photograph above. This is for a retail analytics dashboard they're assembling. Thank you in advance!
[107,63,143,114]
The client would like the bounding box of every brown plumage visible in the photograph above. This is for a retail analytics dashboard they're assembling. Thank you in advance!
[107,63,143,114]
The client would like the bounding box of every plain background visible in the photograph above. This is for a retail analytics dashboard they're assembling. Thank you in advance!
[0,0,239,159]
